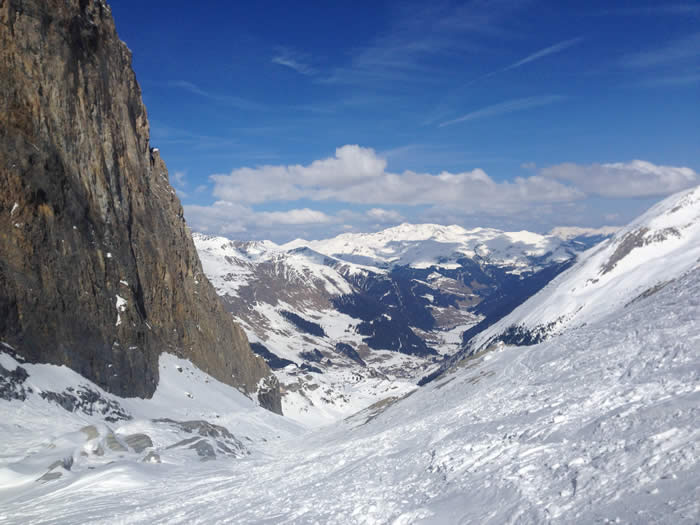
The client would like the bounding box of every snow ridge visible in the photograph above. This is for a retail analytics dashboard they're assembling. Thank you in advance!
[471,185,700,351]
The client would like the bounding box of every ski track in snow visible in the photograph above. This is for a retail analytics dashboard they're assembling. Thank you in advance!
[1,264,698,524]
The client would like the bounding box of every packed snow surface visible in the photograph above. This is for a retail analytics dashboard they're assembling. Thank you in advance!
[1,261,698,523]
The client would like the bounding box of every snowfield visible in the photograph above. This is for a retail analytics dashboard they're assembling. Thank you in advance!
[1,190,698,523]
[1,261,698,523]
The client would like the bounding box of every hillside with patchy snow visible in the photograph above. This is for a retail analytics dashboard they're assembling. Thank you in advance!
[194,225,605,425]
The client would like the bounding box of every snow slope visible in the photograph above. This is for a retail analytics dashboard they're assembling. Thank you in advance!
[0,349,302,502]
[195,234,423,426]
[1,237,698,523]
[470,185,700,351]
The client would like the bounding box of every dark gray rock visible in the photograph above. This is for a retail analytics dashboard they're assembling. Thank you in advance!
[123,433,153,453]
[39,386,131,421]
[0,0,280,412]
[0,362,30,401]
[157,418,248,458]
[189,439,216,460]
[334,343,366,367]
[142,451,161,463]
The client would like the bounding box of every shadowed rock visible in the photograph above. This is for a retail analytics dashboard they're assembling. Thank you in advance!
[123,433,153,453]
[0,0,280,412]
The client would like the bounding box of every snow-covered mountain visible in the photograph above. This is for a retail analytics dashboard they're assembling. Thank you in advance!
[284,222,588,270]
[2,202,697,523]
[468,185,700,353]
[194,225,607,425]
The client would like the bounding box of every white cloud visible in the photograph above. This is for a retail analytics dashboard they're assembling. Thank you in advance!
[503,37,583,71]
[272,49,316,75]
[211,145,387,203]
[257,208,334,225]
[184,201,250,235]
[366,208,404,223]
[539,160,698,197]
[622,32,700,69]
[209,144,582,212]
[183,202,337,240]
[468,38,583,85]
[439,95,567,127]
[169,80,266,111]
[173,171,187,187]
[185,147,698,241]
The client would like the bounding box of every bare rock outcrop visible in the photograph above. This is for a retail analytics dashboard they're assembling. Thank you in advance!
[0,0,281,413]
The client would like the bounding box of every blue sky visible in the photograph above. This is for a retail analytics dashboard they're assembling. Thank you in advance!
[111,1,699,242]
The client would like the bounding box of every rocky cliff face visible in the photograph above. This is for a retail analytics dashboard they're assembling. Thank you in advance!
[0,0,281,413]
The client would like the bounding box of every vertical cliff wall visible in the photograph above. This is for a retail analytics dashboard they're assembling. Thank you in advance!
[0,0,281,413]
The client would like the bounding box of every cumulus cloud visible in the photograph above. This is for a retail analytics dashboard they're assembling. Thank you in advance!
[184,146,698,240]
[209,144,582,212]
[539,160,698,197]
[183,202,338,241]
[257,208,333,225]
[211,145,387,203]
[184,201,251,235]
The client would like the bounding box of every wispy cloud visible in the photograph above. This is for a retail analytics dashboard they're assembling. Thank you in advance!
[272,48,316,75]
[638,70,700,87]
[600,4,700,17]
[173,170,187,188]
[504,37,583,71]
[169,80,267,111]
[150,122,240,151]
[439,95,567,127]
[470,37,583,84]
[367,208,404,223]
[322,1,528,87]
[622,32,700,69]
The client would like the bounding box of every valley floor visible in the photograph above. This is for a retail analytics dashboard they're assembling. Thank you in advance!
[1,268,698,524]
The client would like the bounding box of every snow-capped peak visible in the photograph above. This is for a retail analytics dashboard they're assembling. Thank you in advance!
[281,223,584,271]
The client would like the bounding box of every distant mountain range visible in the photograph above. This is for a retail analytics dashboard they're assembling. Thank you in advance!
[194,223,614,424]
[422,185,700,385]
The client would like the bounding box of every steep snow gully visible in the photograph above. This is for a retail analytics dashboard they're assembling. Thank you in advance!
[1,188,699,524]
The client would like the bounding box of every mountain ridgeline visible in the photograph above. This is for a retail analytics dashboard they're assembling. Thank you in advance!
[193,225,610,422]
[0,0,281,412]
